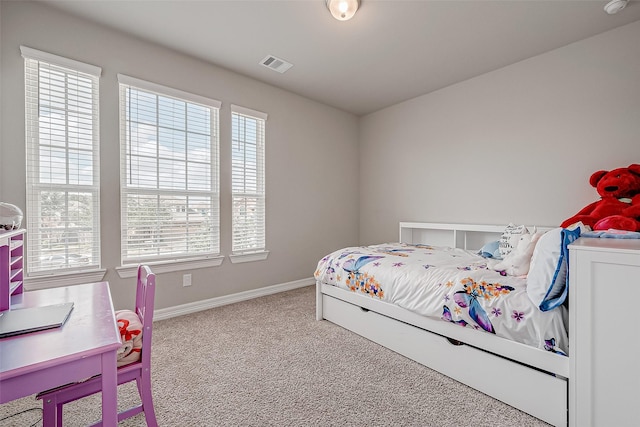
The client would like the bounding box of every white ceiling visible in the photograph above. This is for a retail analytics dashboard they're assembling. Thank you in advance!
[42,0,640,116]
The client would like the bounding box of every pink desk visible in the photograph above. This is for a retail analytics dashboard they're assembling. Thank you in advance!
[0,281,121,426]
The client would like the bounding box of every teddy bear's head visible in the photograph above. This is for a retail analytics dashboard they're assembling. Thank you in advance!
[590,164,640,199]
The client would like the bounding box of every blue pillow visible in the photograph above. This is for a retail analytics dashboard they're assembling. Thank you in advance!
[581,229,640,239]
[479,240,501,258]
[527,227,582,311]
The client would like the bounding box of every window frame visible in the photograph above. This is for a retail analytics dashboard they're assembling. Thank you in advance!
[21,46,105,287]
[229,104,268,264]
[116,74,223,277]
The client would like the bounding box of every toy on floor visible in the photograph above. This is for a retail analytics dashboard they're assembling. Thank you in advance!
[561,164,640,232]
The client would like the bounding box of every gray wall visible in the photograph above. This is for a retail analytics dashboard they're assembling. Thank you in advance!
[0,2,360,310]
[359,20,640,244]
[4,1,639,311]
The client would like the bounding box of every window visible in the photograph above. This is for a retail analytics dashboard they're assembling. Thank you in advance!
[230,105,268,262]
[22,47,101,277]
[118,75,221,267]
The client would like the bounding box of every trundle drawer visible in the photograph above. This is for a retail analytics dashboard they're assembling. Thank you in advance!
[322,294,567,427]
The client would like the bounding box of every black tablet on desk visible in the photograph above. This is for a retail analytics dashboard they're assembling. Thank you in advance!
[0,302,74,338]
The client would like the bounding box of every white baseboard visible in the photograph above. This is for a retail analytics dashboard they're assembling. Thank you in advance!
[153,277,315,321]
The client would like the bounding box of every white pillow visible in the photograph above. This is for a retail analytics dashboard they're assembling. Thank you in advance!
[493,231,542,276]
[526,224,584,311]
[498,223,527,258]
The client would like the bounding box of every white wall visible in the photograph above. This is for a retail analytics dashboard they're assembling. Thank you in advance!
[0,1,360,310]
[359,20,640,244]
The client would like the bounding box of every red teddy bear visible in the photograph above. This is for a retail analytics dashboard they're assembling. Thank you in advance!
[561,164,640,232]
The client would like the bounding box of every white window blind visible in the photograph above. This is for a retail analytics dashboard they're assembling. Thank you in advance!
[119,75,221,265]
[22,47,101,276]
[231,105,267,255]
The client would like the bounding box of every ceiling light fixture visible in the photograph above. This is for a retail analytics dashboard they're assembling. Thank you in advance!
[604,0,628,14]
[326,0,360,21]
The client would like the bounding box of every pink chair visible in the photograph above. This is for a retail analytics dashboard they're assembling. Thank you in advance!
[37,265,158,426]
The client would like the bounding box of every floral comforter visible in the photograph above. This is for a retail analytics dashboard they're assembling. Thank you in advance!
[315,243,568,356]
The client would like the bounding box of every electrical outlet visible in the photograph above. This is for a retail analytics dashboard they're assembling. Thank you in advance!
[183,273,192,287]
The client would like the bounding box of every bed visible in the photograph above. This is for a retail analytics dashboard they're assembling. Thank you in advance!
[314,222,640,427]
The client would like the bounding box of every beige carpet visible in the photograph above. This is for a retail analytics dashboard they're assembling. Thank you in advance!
[1,285,549,426]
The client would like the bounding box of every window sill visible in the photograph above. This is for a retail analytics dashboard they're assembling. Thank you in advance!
[116,255,225,278]
[229,250,269,264]
[25,269,107,291]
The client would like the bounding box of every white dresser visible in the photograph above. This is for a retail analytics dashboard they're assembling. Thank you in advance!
[569,237,640,427]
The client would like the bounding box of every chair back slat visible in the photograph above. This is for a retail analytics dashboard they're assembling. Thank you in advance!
[136,264,156,367]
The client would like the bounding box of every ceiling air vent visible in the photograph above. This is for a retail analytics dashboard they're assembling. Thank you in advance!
[260,55,293,74]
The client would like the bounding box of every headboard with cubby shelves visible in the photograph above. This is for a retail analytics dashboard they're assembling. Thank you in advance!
[399,222,553,252]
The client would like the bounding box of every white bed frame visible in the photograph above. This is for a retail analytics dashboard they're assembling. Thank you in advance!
[316,222,640,426]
